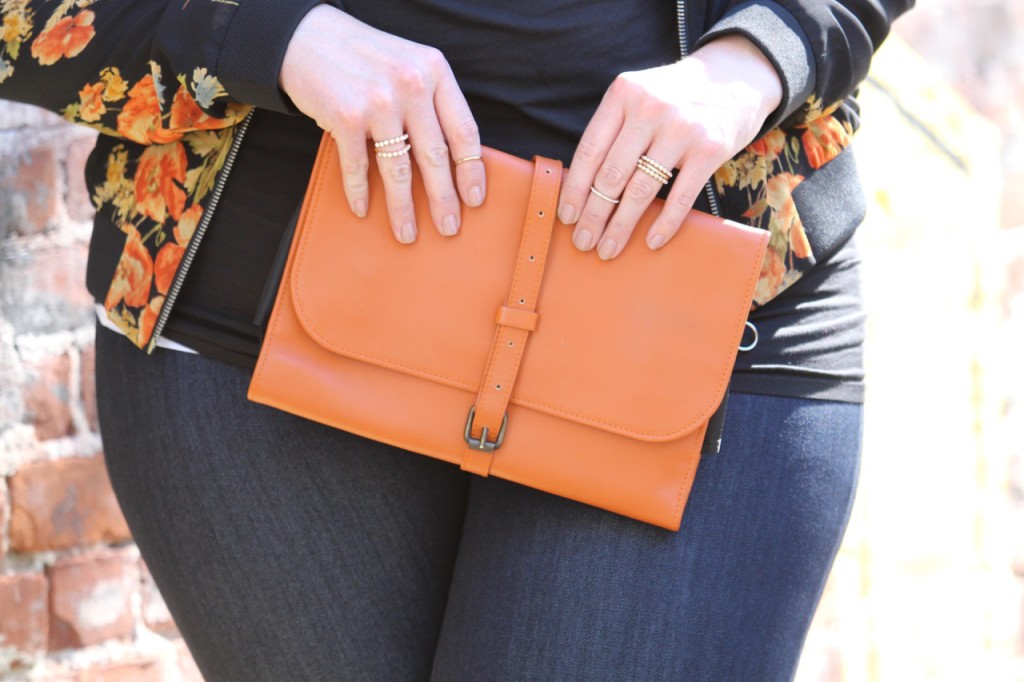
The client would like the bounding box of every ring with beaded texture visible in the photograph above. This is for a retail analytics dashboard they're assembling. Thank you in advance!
[636,155,672,185]
[639,154,672,177]
[376,143,412,159]
[373,133,410,149]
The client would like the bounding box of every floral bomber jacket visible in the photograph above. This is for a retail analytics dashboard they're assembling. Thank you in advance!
[0,0,913,352]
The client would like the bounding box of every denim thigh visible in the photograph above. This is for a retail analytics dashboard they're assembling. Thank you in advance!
[97,322,861,681]
[431,392,862,682]
[95,324,472,681]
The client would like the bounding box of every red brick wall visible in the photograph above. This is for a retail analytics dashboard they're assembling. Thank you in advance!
[0,102,200,680]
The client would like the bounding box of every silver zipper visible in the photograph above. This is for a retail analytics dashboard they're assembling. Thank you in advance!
[147,107,256,353]
[676,0,722,218]
[675,0,687,59]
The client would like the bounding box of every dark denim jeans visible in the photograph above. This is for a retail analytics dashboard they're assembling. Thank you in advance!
[95,323,862,681]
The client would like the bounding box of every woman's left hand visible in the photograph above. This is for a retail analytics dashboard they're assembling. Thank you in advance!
[557,35,783,259]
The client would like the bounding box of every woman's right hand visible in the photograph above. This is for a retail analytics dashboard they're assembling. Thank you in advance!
[279,5,485,243]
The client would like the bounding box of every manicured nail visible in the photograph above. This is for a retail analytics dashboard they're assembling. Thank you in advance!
[647,233,666,250]
[469,186,483,207]
[574,229,593,251]
[558,204,577,225]
[598,238,617,260]
[442,214,459,236]
[354,199,367,218]
[400,223,416,244]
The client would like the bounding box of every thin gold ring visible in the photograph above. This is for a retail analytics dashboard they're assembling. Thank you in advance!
[373,133,410,149]
[376,143,412,159]
[455,155,483,166]
[590,185,621,205]
[638,154,673,178]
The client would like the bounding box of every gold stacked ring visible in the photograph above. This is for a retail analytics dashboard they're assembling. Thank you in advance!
[374,133,410,149]
[376,143,412,159]
[455,155,483,166]
[590,185,621,205]
[636,155,673,185]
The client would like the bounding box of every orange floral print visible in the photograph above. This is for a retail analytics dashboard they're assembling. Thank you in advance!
[748,128,787,163]
[99,67,128,101]
[753,247,788,305]
[154,241,185,295]
[138,296,164,348]
[711,94,859,306]
[174,204,203,245]
[116,74,183,145]
[105,226,154,310]
[87,122,246,348]
[0,0,256,350]
[134,142,188,223]
[1,5,33,81]
[798,94,844,127]
[802,115,852,169]
[77,81,105,122]
[765,173,811,260]
[30,10,95,66]
[169,88,223,132]
[2,12,30,45]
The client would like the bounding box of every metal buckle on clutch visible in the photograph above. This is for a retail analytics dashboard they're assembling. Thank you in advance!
[464,406,508,452]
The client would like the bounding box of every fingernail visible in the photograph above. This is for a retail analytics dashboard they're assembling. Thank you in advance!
[574,230,593,251]
[647,233,666,250]
[442,214,459,236]
[469,186,483,207]
[598,238,617,260]
[558,204,577,225]
[354,199,367,218]
[400,223,416,244]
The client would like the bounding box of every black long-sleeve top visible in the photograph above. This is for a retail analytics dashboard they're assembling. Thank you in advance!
[0,0,913,401]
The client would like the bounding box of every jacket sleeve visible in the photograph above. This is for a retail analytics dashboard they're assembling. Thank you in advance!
[0,0,324,143]
[693,0,915,131]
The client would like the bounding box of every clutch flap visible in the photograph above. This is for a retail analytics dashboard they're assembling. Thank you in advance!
[288,134,768,443]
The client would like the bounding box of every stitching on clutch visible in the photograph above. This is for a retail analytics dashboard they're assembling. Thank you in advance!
[475,327,508,419]
[286,148,767,440]
[510,228,767,440]
[468,160,558,430]
[297,316,479,391]
[531,161,557,293]
[508,159,555,307]
[290,149,479,391]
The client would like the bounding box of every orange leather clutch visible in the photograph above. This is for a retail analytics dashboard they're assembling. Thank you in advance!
[248,132,769,531]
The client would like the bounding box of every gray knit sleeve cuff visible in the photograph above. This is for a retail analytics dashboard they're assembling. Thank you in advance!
[217,0,327,114]
[694,1,815,134]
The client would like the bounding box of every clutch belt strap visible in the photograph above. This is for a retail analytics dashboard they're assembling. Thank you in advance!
[461,156,563,476]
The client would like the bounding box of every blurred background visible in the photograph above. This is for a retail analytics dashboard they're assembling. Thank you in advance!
[794,1,1024,679]
[1,1,1022,679]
